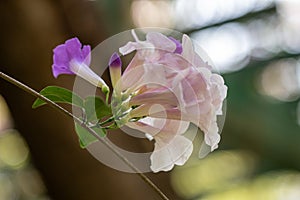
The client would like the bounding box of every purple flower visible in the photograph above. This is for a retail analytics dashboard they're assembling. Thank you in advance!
[52,37,108,90]
[109,52,122,68]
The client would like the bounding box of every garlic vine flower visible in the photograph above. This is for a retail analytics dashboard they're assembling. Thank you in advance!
[52,32,227,173]
[52,37,109,93]
[109,31,227,172]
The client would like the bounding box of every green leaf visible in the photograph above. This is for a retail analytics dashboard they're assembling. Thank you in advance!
[84,96,112,121]
[74,123,106,148]
[32,86,83,109]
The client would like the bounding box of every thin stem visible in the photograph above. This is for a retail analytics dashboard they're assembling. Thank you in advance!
[0,71,169,200]
[99,116,115,126]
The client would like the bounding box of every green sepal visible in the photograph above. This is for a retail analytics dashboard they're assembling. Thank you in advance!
[74,122,106,148]
[32,86,83,108]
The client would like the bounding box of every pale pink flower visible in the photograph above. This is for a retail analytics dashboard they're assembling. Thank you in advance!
[110,31,227,172]
[53,34,227,173]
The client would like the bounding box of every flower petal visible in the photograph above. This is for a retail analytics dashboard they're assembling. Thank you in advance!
[146,32,176,53]
[150,135,193,172]
[109,52,122,88]
[65,37,82,61]
[130,87,178,106]
[53,44,70,66]
[168,37,183,54]
[203,119,220,151]
[119,41,141,55]
[182,34,211,69]
[82,45,91,66]
[70,61,107,88]
[52,64,73,78]
[127,118,191,172]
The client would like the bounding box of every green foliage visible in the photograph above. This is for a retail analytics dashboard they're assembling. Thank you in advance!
[32,86,83,108]
[83,96,111,122]
[76,96,111,147]
[32,86,113,148]
[74,123,106,148]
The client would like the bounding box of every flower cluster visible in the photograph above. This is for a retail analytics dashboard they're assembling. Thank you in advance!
[52,31,227,172]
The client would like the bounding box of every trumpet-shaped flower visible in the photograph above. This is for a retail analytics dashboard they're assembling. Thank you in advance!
[52,37,108,91]
[52,33,227,173]
[110,31,227,172]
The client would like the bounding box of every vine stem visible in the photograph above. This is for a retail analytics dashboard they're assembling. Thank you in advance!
[0,71,170,200]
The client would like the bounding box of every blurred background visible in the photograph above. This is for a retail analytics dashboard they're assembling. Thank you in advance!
[1,0,300,199]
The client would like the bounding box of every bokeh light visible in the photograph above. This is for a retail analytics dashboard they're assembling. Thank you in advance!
[131,0,174,28]
[0,97,51,200]
[130,0,300,74]
[199,171,300,200]
[0,95,12,134]
[0,173,15,200]
[174,0,274,30]
[171,150,258,199]
[258,58,300,102]
[277,0,300,53]
[191,23,252,72]
[298,102,300,126]
[0,130,29,168]
[16,167,47,199]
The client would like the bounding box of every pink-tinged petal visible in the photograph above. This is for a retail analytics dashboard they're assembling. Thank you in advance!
[126,118,192,172]
[126,117,185,137]
[159,53,191,70]
[210,75,228,115]
[153,119,190,143]
[181,34,211,69]
[120,63,170,93]
[119,41,141,55]
[127,118,189,140]
[203,119,220,151]
[119,34,155,57]
[146,32,176,53]
[130,87,178,107]
[150,135,193,172]
[116,64,145,92]
[122,54,144,74]
[182,34,194,63]
[126,120,160,137]
[130,105,182,121]
[211,74,227,98]
[120,32,176,56]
